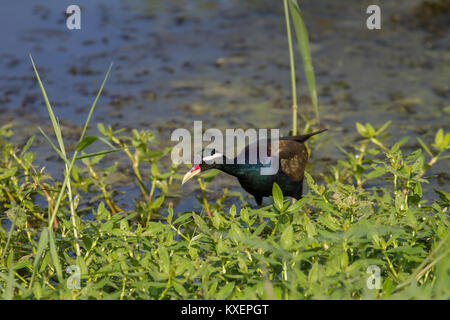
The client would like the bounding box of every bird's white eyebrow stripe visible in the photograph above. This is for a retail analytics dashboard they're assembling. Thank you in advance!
[203,153,223,162]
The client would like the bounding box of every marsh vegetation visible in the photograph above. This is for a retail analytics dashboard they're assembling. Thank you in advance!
[0,0,449,299]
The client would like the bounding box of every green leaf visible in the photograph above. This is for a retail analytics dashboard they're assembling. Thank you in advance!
[75,148,125,160]
[304,171,320,195]
[167,207,173,224]
[304,215,317,238]
[173,212,192,225]
[387,245,423,255]
[366,123,376,137]
[151,195,165,210]
[192,213,209,231]
[158,246,170,274]
[434,189,450,202]
[341,251,349,269]
[0,167,18,180]
[230,204,236,218]
[414,182,423,197]
[281,224,294,250]
[75,136,98,152]
[30,227,49,286]
[417,137,433,157]
[376,121,392,135]
[97,123,107,136]
[434,128,444,149]
[201,169,220,180]
[391,137,409,153]
[356,122,367,137]
[97,136,115,149]
[272,182,284,211]
[20,135,35,156]
[253,220,268,236]
[240,207,249,223]
[366,167,387,180]
[318,213,340,231]
[5,251,15,300]
[151,164,159,177]
[308,262,320,283]
[48,229,63,283]
[76,255,88,276]
[217,281,235,299]
[444,132,450,149]
[286,196,308,213]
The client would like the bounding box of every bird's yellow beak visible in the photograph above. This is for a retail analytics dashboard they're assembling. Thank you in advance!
[182,164,201,184]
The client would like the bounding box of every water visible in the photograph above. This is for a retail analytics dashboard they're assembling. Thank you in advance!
[0,0,448,213]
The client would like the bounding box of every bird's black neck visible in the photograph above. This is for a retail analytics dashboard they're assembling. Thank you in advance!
[211,156,255,178]
[215,163,242,178]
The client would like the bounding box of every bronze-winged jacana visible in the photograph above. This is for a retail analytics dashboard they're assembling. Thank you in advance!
[182,129,327,205]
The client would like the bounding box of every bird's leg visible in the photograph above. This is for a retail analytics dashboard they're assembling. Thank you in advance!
[259,207,264,223]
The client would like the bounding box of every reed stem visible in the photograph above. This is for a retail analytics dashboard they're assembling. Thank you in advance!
[284,0,298,135]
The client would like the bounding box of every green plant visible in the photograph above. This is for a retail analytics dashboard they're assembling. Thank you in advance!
[1,114,448,299]
[283,0,319,135]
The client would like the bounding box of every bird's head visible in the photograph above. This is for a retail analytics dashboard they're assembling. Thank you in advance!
[182,148,224,184]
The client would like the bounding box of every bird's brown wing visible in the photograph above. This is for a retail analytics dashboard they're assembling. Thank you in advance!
[238,139,309,181]
[268,140,309,181]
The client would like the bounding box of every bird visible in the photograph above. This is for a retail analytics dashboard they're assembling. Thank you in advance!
[182,129,327,206]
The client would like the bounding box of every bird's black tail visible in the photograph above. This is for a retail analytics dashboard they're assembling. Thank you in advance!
[284,129,328,143]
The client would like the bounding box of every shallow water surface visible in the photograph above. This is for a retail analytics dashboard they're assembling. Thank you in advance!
[0,0,448,213]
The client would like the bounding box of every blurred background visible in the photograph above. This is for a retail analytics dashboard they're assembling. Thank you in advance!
[0,0,448,211]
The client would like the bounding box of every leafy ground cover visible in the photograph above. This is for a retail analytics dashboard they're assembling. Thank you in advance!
[0,84,448,298]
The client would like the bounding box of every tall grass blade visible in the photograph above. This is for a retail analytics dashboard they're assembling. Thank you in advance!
[37,127,69,165]
[29,227,49,288]
[288,0,319,122]
[1,205,19,261]
[5,251,15,300]
[79,63,113,142]
[29,54,66,155]
[283,0,298,135]
[48,228,63,284]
